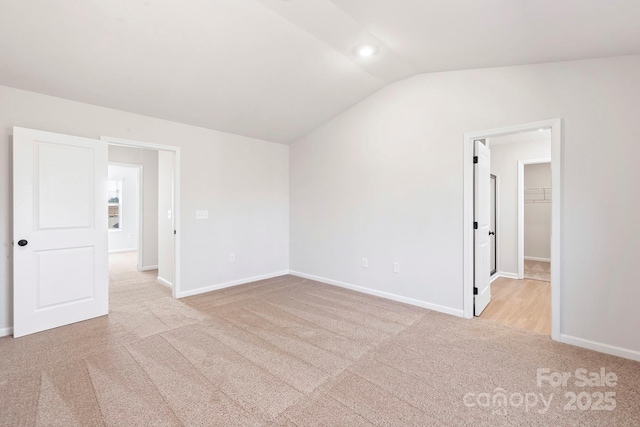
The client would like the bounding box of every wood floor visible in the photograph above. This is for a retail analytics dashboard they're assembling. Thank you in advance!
[479,277,551,334]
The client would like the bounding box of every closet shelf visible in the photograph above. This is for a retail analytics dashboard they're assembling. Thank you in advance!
[524,187,551,203]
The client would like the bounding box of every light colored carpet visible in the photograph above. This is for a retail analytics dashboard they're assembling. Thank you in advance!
[0,252,638,426]
[524,260,551,282]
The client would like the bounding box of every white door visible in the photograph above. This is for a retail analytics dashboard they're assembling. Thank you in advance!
[13,127,108,337]
[474,140,491,315]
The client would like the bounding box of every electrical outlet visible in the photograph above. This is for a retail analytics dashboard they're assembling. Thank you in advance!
[393,262,400,274]
[196,210,208,220]
[362,258,368,268]
[167,210,172,219]
[229,253,235,262]
[127,233,132,239]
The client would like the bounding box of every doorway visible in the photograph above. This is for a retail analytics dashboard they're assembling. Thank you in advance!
[106,146,177,328]
[107,163,142,259]
[480,152,552,334]
[11,128,181,338]
[102,136,181,298]
[463,119,562,340]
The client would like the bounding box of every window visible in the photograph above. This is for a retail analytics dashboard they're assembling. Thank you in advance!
[108,179,122,230]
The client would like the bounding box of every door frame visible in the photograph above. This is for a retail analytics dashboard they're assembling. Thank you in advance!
[517,158,551,279]
[490,173,499,278]
[101,136,181,299]
[463,118,562,340]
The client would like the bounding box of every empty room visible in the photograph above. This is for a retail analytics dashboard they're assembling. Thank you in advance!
[1,1,639,426]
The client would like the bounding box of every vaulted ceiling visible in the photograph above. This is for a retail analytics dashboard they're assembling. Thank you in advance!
[1,1,639,143]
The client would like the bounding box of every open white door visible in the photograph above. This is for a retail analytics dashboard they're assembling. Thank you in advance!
[474,140,491,315]
[13,127,108,337]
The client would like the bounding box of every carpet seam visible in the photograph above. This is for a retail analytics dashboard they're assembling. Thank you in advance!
[281,291,402,333]
[196,318,324,396]
[333,370,446,427]
[203,311,330,377]
[119,344,185,426]
[242,305,361,361]
[213,307,354,374]
[262,294,396,340]
[185,277,306,308]
[284,290,410,326]
[81,358,109,427]
[164,324,308,420]
[156,333,264,424]
[346,365,464,426]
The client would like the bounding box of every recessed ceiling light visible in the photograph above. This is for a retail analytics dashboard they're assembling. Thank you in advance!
[356,45,377,58]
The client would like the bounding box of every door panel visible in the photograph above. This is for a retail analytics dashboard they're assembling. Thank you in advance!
[36,247,95,308]
[37,143,95,229]
[13,127,108,337]
[474,140,491,315]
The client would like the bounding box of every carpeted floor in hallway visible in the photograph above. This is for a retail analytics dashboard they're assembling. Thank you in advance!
[0,252,638,426]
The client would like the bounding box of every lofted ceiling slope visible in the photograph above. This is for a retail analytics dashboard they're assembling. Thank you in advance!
[1,0,639,144]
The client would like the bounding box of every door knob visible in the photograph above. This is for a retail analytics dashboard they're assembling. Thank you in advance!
[17,239,28,247]
[489,231,495,236]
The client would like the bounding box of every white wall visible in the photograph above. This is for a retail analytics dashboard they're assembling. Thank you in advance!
[157,151,175,285]
[0,84,289,334]
[290,55,640,356]
[107,164,139,253]
[489,136,551,275]
[524,163,552,260]
[108,145,159,269]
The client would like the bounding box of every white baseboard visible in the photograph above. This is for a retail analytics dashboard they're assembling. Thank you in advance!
[140,265,158,271]
[108,248,137,254]
[496,271,519,279]
[289,270,464,318]
[156,276,173,288]
[177,270,290,298]
[560,334,640,362]
[0,326,13,337]
[524,256,551,262]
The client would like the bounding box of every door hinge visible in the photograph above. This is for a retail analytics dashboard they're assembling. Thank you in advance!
[473,156,478,164]
[473,221,478,229]
[473,287,478,295]
[174,230,176,235]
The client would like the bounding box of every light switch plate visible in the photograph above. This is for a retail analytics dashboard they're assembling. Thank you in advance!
[196,210,208,220]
